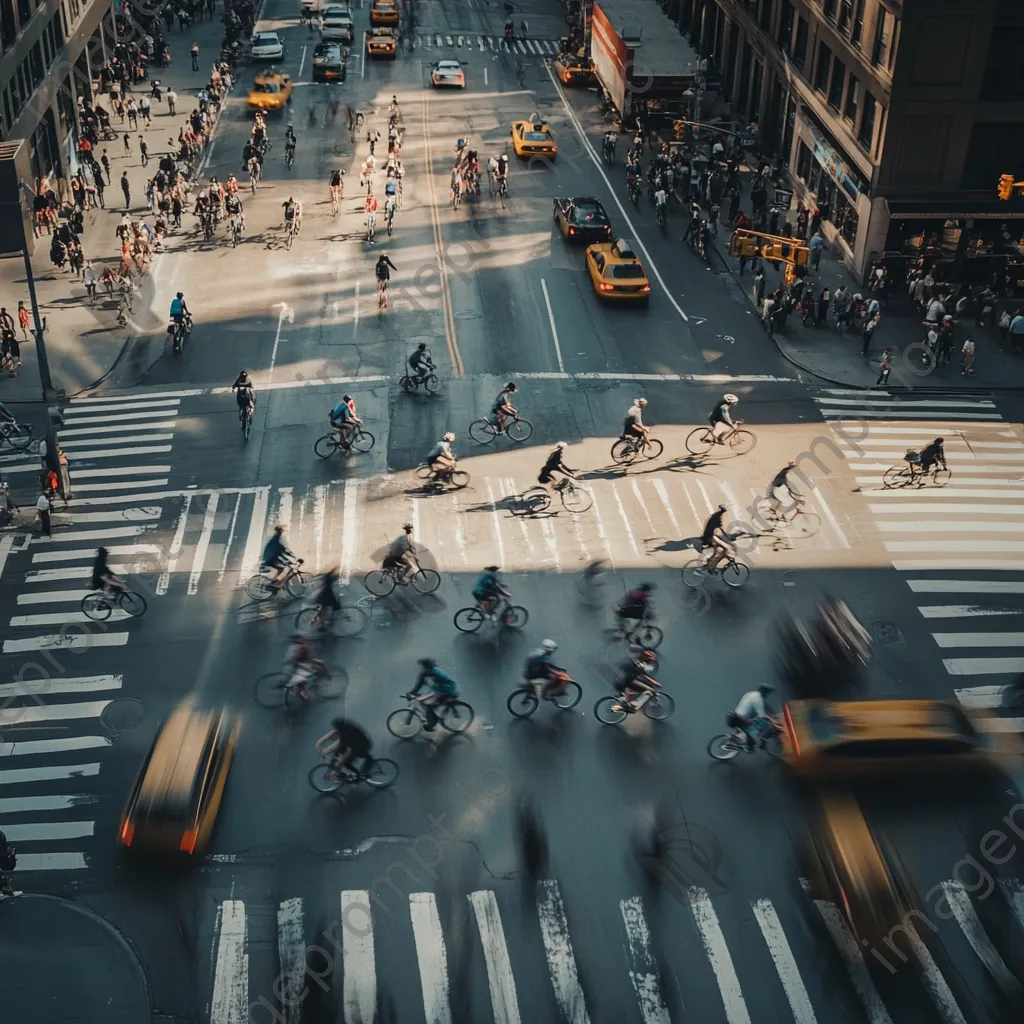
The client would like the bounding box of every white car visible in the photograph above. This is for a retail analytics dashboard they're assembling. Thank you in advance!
[321,6,354,43]
[431,60,466,88]
[250,31,284,61]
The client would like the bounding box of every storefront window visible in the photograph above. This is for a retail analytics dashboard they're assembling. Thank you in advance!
[858,92,876,150]
[796,140,812,182]
[833,188,859,246]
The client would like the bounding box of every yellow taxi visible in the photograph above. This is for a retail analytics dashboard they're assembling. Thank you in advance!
[585,238,651,301]
[247,70,293,112]
[367,26,397,58]
[510,117,557,159]
[780,698,1018,778]
[552,53,594,86]
[370,0,399,24]
[119,699,241,857]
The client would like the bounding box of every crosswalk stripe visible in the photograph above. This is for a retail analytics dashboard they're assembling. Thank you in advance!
[276,898,304,1024]
[689,887,750,1024]
[26,565,128,584]
[1,633,129,654]
[409,892,453,1024]
[73,479,170,493]
[954,684,1006,708]
[0,761,100,784]
[73,465,173,478]
[341,891,376,1024]
[62,409,179,425]
[211,901,248,1024]
[819,397,997,409]
[69,392,184,405]
[0,674,121,697]
[0,735,112,756]
[13,851,87,870]
[33,542,160,562]
[10,610,131,626]
[57,444,173,460]
[944,657,1024,675]
[881,521,1024,533]
[941,880,1018,993]
[16,588,92,604]
[63,399,180,415]
[537,880,591,1024]
[751,900,817,1024]
[919,605,1022,618]
[1,820,95,840]
[188,492,219,594]
[238,487,270,586]
[0,792,98,812]
[871,503,1024,515]
[904,928,969,1023]
[59,432,174,449]
[470,890,522,1024]
[932,632,1024,647]
[619,897,670,1024]
[32,524,157,544]
[999,878,1024,934]
[885,540,1024,553]
[59,420,179,437]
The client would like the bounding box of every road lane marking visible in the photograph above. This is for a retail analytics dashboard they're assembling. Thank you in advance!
[158,493,193,594]
[277,898,305,1024]
[268,302,294,384]
[941,880,1018,994]
[1,821,95,840]
[238,488,271,586]
[750,900,816,1024]
[537,880,591,1024]
[210,900,248,1024]
[0,674,121,697]
[619,897,671,1024]
[1,633,129,653]
[0,793,98,812]
[12,852,87,870]
[219,495,242,584]
[409,892,453,1024]
[341,891,377,1024]
[0,735,112,757]
[539,278,565,372]
[339,479,361,585]
[688,887,750,1024]
[0,762,100,785]
[485,479,508,568]
[469,890,521,1024]
[919,605,1023,618]
[188,493,220,594]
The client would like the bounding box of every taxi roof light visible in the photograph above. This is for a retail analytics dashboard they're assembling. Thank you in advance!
[614,238,637,259]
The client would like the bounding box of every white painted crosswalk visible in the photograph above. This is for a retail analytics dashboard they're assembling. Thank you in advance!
[413,33,561,54]
[206,877,1024,1024]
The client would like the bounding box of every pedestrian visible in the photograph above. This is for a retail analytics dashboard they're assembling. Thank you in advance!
[121,171,131,210]
[728,190,740,224]
[976,286,996,327]
[937,328,954,367]
[808,230,824,271]
[35,490,52,536]
[55,443,71,503]
[961,336,976,376]
[762,293,776,337]
[753,267,765,307]
[139,94,152,125]
[101,150,111,180]
[126,100,138,129]
[16,300,29,341]
[166,88,177,115]
[367,129,380,155]
[123,131,131,157]
[817,286,830,327]
[94,167,106,207]
[139,137,149,165]
[861,313,879,358]
[876,348,893,386]
[191,41,199,71]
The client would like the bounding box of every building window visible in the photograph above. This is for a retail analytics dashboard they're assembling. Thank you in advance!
[981,25,1024,100]
[759,0,774,32]
[814,42,831,92]
[2,87,12,131]
[796,140,812,182]
[63,0,80,28]
[828,58,845,110]
[858,91,877,151]
[793,15,808,70]
[850,0,865,48]
[51,7,61,47]
[823,0,836,19]
[16,0,30,30]
[1,0,16,48]
[844,74,858,123]
[28,42,43,89]
[871,8,889,66]
[777,0,794,51]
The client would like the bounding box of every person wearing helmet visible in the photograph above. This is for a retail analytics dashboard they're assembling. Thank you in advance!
[492,381,519,435]
[408,342,434,382]
[261,524,296,588]
[701,504,734,574]
[384,522,418,584]
[729,684,779,751]
[918,437,946,479]
[473,564,508,615]
[767,459,804,518]
[233,368,255,421]
[282,194,302,237]
[169,290,190,324]
[615,581,654,635]
[407,658,460,731]
[329,393,362,448]
[329,167,345,205]
[622,397,649,444]
[496,152,509,183]
[709,393,739,442]
[524,639,566,700]
[612,647,660,710]
[426,431,457,480]
[537,441,577,492]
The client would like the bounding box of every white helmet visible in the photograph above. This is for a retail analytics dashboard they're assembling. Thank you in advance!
[636,397,648,407]
[443,431,455,442]
[541,639,558,652]
[724,393,738,404]
[555,441,568,449]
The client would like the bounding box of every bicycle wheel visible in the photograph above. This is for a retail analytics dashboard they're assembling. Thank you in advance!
[685,427,714,456]
[561,485,593,513]
[931,467,952,488]
[594,696,627,725]
[301,669,344,703]
[81,592,112,621]
[610,439,639,464]
[643,692,675,720]
[469,418,498,445]
[422,374,440,395]
[314,434,340,459]
[707,734,742,760]
[411,568,441,594]
[439,700,474,732]
[551,680,583,709]
[507,689,539,718]
[286,571,310,599]
[364,569,396,597]
[245,573,276,601]
[454,607,485,632]
[631,624,663,649]
[520,487,551,513]
[4,427,34,451]
[681,560,710,588]
[335,605,368,636]
[502,605,528,629]
[728,430,756,455]
[761,729,783,758]
[787,511,821,539]
[364,757,399,788]
[399,375,416,393]
[882,466,912,489]
[350,430,375,453]
[118,589,147,618]
[254,673,289,708]
[449,470,470,489]
[507,419,533,442]
[722,561,750,588]
[308,763,343,793]
[243,413,252,440]
[387,707,422,738]
[642,438,664,461]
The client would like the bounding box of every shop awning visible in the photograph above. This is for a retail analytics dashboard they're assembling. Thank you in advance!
[886,198,1024,220]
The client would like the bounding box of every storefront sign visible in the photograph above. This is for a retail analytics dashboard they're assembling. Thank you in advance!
[802,115,868,201]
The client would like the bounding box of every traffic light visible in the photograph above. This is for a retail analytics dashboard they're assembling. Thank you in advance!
[998,174,1015,200]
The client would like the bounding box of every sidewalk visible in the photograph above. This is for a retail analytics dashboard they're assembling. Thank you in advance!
[707,172,1024,391]
[0,893,150,1023]
[0,7,230,415]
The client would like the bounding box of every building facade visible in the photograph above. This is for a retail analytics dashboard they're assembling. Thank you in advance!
[669,0,1024,285]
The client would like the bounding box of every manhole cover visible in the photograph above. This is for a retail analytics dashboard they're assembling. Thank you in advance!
[869,621,904,645]
[101,697,145,732]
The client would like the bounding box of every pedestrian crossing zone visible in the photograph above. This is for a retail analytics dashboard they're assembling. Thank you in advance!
[814,387,1024,731]
[413,33,562,54]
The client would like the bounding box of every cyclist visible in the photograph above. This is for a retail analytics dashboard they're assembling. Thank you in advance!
[224,189,244,236]
[426,431,457,478]
[455,136,468,163]
[232,369,253,391]
[285,123,297,156]
[169,291,190,329]
[282,196,301,237]
[450,164,463,206]
[365,192,379,241]
[729,685,779,751]
[316,716,374,775]
[384,193,397,233]
[622,397,649,444]
[90,546,129,596]
[384,522,417,583]
[611,648,659,710]
[915,437,947,478]
[473,565,508,615]
[329,394,362,447]
[496,153,509,184]
[329,168,344,206]
[654,185,668,223]
[235,376,255,422]
[312,566,341,626]
[408,342,434,381]
[384,171,398,204]
[524,639,567,701]
[514,59,524,84]
[282,633,323,700]
[375,252,397,305]
[408,658,459,732]
[225,173,239,195]
[261,524,295,587]
[537,441,577,492]
[603,130,617,162]
[767,460,803,516]
[487,154,499,190]
[389,95,401,120]
[615,581,653,635]
[492,381,518,433]
[701,503,735,574]
[709,393,738,442]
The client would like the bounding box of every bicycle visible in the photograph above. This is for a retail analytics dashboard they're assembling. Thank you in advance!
[308,754,399,793]
[656,203,667,230]
[454,596,528,633]
[239,403,253,441]
[0,421,38,453]
[753,496,821,538]
[294,602,368,636]
[229,216,243,247]
[497,176,508,209]
[245,559,310,601]
[377,279,388,310]
[314,427,375,458]
[507,674,583,718]
[399,369,440,395]
[451,186,461,211]
[170,314,192,355]
[387,692,474,738]
[681,547,751,589]
[615,609,663,649]
[882,460,951,489]
[627,178,640,205]
[594,684,675,725]
[685,421,756,457]
[81,582,148,621]
[469,414,533,445]
[416,463,471,490]
[385,204,396,237]
[516,477,593,514]
[285,218,298,250]
[707,718,782,760]
[255,661,342,708]
[285,144,295,169]
[610,433,664,464]
[201,215,214,242]
[364,560,441,597]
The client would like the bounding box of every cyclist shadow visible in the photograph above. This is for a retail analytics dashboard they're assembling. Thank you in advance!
[662,454,724,474]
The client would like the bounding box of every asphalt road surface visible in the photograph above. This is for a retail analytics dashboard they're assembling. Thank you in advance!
[3,0,1024,1022]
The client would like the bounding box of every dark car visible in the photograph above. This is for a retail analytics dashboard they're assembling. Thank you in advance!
[312,42,345,82]
[553,196,613,243]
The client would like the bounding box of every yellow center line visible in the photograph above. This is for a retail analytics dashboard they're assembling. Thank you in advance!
[420,92,465,378]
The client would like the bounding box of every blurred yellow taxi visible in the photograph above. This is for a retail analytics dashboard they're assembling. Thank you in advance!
[367,26,397,58]
[371,0,399,24]
[119,699,240,857]
[247,70,293,112]
[585,238,651,301]
[781,698,1018,778]
[511,117,557,158]
[552,53,593,86]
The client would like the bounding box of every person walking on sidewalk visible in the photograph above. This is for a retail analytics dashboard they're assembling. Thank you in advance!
[191,42,200,72]
[16,301,29,341]
[816,286,831,328]
[101,149,111,180]
[961,336,976,376]
[139,94,152,126]
[123,131,131,157]
[83,261,98,305]
[937,326,954,367]
[877,348,893,386]
[35,490,52,536]
[139,137,149,166]
[753,267,765,308]
[93,166,106,207]
[861,313,880,358]
[832,285,852,332]
[121,171,131,210]
[166,88,177,115]
[808,230,824,271]
[126,99,138,130]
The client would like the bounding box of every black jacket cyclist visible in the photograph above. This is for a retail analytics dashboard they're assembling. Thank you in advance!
[375,253,397,281]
